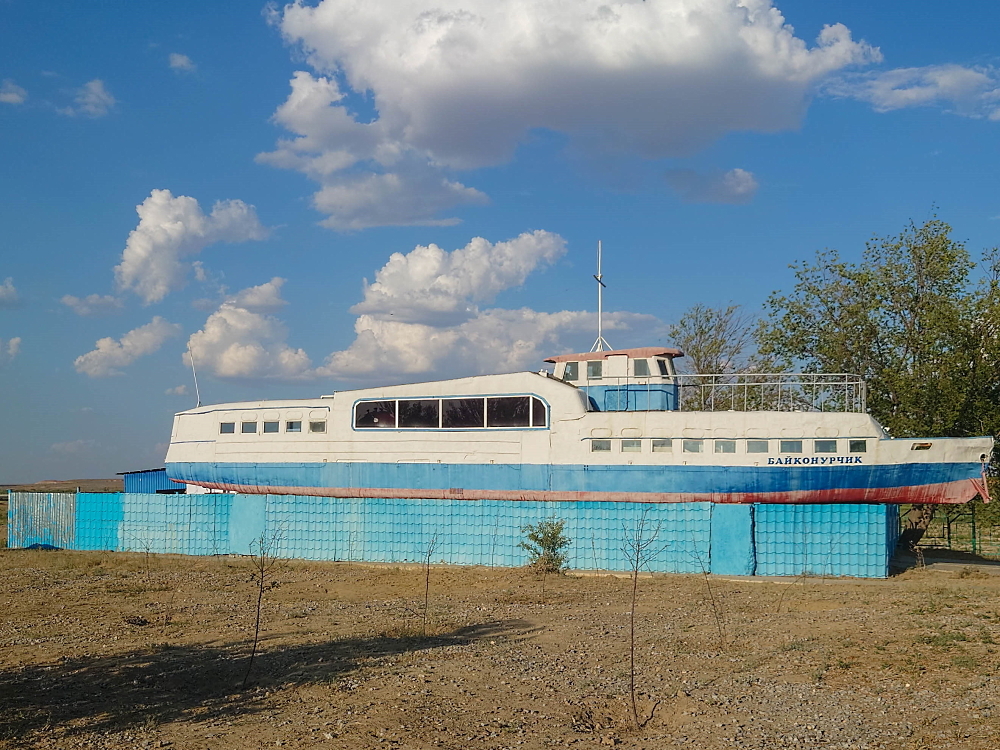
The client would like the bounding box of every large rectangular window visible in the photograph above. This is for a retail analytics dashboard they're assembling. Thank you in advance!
[398,399,439,428]
[442,398,485,428]
[587,360,602,380]
[634,359,650,377]
[487,396,530,427]
[563,361,579,381]
[355,401,396,428]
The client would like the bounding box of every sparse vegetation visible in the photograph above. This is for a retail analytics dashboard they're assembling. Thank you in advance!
[518,516,570,574]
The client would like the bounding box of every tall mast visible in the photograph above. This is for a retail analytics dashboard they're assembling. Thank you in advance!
[591,240,612,352]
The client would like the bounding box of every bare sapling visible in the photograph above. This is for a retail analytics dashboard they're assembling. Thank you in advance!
[519,516,571,600]
[422,534,439,637]
[243,528,283,688]
[621,509,668,729]
[690,549,727,650]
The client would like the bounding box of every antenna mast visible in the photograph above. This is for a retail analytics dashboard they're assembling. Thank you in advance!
[591,240,612,352]
[187,341,202,407]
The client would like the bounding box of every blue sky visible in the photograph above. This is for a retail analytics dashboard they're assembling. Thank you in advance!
[1,0,998,482]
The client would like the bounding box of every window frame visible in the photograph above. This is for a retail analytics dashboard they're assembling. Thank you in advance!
[352,395,549,431]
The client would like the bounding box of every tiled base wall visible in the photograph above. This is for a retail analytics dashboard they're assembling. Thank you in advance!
[8,492,898,578]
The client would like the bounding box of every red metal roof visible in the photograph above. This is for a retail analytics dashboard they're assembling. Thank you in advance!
[544,346,684,363]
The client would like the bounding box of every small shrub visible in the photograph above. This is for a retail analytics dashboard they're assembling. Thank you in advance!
[519,517,570,573]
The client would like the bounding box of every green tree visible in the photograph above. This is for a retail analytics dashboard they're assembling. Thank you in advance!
[758,217,1000,439]
[757,217,1000,545]
[667,303,755,375]
[519,516,570,573]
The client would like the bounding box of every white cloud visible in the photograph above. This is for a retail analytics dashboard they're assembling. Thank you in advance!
[319,308,659,380]
[665,167,760,204]
[186,281,312,379]
[59,79,116,118]
[165,384,189,396]
[0,336,21,366]
[826,64,1000,119]
[114,189,268,305]
[263,1,878,228]
[0,277,19,307]
[186,232,662,382]
[351,231,566,325]
[227,277,288,314]
[74,316,181,377]
[61,293,123,316]
[168,53,196,73]
[0,79,27,105]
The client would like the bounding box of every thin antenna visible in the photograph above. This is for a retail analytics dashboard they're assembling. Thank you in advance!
[591,240,612,352]
[187,341,202,407]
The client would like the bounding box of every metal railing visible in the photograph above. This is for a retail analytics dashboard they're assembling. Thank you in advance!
[676,373,867,413]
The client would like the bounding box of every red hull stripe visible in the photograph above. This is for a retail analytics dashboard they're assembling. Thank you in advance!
[184,478,982,505]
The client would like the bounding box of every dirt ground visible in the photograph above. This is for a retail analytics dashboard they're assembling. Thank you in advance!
[1,550,999,750]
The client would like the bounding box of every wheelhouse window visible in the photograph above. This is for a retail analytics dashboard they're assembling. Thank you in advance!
[591,439,612,452]
[621,439,641,453]
[849,439,867,453]
[309,421,326,433]
[355,401,397,429]
[815,440,837,453]
[657,359,669,376]
[563,361,579,381]
[398,399,439,428]
[241,422,257,434]
[747,439,769,454]
[286,420,302,433]
[651,438,672,452]
[587,360,603,380]
[633,359,650,377]
[780,440,803,453]
[715,440,736,454]
[263,421,279,434]
[442,398,485,428]
[219,422,235,434]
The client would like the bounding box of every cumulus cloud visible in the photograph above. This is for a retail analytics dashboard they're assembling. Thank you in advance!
[352,231,566,325]
[60,79,116,118]
[61,293,123,316]
[165,384,189,396]
[114,189,268,305]
[227,277,288,314]
[74,316,181,377]
[262,1,878,228]
[319,308,659,379]
[186,281,313,379]
[665,167,760,204]
[826,64,1000,120]
[0,337,21,366]
[0,79,27,105]
[0,277,19,307]
[168,53,196,73]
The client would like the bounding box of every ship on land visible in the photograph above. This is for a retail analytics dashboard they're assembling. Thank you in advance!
[164,345,992,505]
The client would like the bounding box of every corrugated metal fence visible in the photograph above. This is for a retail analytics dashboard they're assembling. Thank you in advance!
[7,492,899,578]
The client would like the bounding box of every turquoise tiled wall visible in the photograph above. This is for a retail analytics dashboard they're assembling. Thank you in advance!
[8,492,898,577]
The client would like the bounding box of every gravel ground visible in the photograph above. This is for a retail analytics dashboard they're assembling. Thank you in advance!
[1,549,998,749]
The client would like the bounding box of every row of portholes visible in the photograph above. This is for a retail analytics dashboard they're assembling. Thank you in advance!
[589,438,868,454]
[220,420,327,435]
